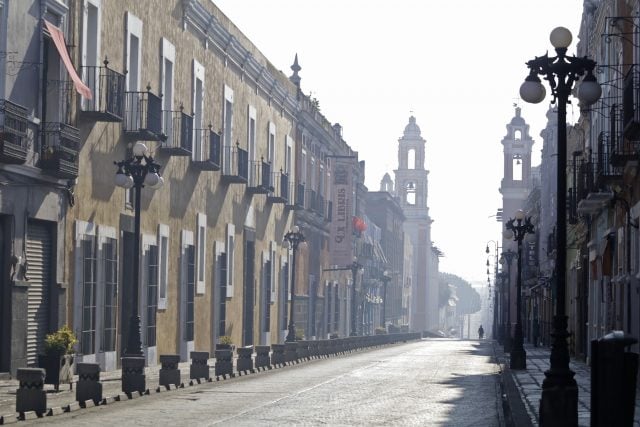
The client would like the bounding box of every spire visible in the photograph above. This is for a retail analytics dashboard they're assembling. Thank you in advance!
[290,54,301,88]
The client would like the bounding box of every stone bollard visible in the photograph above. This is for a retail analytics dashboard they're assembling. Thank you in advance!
[214,348,233,377]
[121,356,146,395]
[16,368,46,416]
[296,341,309,360]
[159,355,181,388]
[236,346,254,373]
[189,351,210,380]
[254,346,271,369]
[76,363,102,405]
[284,342,298,363]
[271,344,285,366]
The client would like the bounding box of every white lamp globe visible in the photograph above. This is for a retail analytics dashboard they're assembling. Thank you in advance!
[525,232,536,243]
[283,239,290,249]
[133,142,148,157]
[503,229,514,240]
[520,78,546,104]
[144,172,160,187]
[550,27,572,49]
[292,225,299,234]
[115,172,129,188]
[150,176,164,190]
[515,209,526,220]
[577,74,602,106]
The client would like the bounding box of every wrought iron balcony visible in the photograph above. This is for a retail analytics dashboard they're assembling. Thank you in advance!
[123,88,163,141]
[192,127,221,171]
[39,122,79,179]
[0,99,28,164]
[160,108,192,156]
[221,144,248,184]
[575,156,614,216]
[247,159,272,194]
[595,131,623,186]
[608,103,640,167]
[80,61,125,122]
[623,65,640,139]
[267,171,289,204]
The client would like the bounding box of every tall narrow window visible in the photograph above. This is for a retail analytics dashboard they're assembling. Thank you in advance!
[247,105,257,183]
[146,244,158,347]
[102,237,117,352]
[223,86,234,174]
[157,224,169,310]
[185,245,195,341]
[81,0,101,109]
[161,38,175,138]
[268,122,276,165]
[196,213,207,294]
[263,258,271,333]
[513,155,523,181]
[218,251,227,336]
[192,59,205,161]
[81,235,97,355]
[407,149,416,169]
[226,224,235,297]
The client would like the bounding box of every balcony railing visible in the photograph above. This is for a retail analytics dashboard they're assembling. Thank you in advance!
[39,122,79,179]
[596,132,623,185]
[80,62,125,122]
[248,159,271,194]
[221,144,248,183]
[575,156,614,216]
[0,99,28,164]
[160,108,192,156]
[267,171,289,204]
[607,102,640,167]
[623,65,640,139]
[192,127,221,171]
[123,88,163,140]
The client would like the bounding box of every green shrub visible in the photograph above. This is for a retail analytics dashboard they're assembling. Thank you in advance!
[44,325,77,355]
[219,335,233,345]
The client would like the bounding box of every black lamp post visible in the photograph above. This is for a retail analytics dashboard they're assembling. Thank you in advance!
[505,210,535,370]
[114,141,163,393]
[380,271,391,329]
[520,26,601,426]
[500,249,517,353]
[486,241,499,340]
[283,226,305,343]
[496,271,507,344]
[350,257,363,337]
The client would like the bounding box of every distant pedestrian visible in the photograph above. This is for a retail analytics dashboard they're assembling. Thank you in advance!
[478,325,484,340]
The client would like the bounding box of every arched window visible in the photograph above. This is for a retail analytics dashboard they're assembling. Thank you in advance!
[514,130,522,140]
[406,182,416,205]
[513,155,522,181]
[407,149,416,169]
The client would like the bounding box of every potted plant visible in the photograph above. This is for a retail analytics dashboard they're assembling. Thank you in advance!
[217,335,234,350]
[38,325,77,391]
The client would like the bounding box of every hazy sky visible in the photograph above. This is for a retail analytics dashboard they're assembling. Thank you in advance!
[213,0,585,284]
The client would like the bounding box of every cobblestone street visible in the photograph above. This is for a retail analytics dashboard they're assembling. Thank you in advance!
[16,339,501,426]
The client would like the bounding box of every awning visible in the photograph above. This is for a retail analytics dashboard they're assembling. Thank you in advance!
[43,20,92,99]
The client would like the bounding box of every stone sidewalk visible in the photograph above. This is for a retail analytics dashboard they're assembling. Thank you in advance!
[0,357,221,423]
[497,342,640,427]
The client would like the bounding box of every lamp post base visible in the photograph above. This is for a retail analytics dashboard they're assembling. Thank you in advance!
[285,324,296,343]
[538,315,578,426]
[510,346,527,370]
[121,356,146,395]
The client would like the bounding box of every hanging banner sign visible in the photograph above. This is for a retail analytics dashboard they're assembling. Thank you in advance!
[330,157,353,266]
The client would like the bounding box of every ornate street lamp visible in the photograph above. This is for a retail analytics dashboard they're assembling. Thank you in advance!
[380,270,392,329]
[505,209,535,370]
[114,141,163,394]
[500,249,517,353]
[350,257,363,336]
[283,226,306,342]
[520,26,601,426]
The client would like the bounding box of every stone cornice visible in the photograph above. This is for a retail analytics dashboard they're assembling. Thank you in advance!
[183,0,298,117]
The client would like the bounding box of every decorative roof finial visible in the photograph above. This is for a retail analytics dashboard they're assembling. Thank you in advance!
[290,54,301,88]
